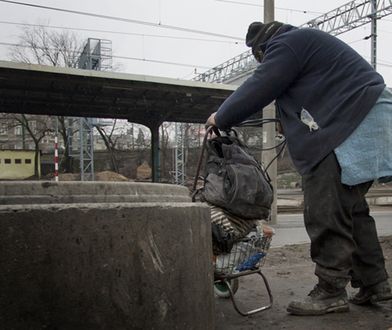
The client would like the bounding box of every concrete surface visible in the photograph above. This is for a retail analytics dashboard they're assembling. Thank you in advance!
[0,181,192,204]
[0,182,214,330]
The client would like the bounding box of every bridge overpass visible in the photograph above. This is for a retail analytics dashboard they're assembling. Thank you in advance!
[0,60,236,181]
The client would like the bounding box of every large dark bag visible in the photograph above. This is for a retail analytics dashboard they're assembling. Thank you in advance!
[195,129,273,220]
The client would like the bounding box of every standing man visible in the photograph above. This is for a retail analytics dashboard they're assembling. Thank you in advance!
[206,21,392,316]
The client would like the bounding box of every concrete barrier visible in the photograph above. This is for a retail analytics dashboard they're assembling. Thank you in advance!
[0,181,192,204]
[0,182,214,329]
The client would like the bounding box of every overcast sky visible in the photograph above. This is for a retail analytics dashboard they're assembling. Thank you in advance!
[0,0,391,85]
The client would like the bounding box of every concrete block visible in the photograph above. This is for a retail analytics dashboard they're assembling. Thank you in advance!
[0,181,191,205]
[0,183,214,329]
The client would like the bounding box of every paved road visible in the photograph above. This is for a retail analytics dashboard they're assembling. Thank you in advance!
[271,208,392,247]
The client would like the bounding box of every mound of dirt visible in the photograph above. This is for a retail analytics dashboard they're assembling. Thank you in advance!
[57,171,130,182]
[95,171,129,182]
[57,173,79,181]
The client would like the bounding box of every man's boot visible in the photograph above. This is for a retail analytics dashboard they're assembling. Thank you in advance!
[287,283,349,316]
[350,280,392,305]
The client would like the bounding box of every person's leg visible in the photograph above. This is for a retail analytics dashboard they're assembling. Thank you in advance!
[287,152,353,315]
[350,185,388,288]
[303,154,389,289]
[303,152,357,289]
[288,152,391,315]
[350,189,391,304]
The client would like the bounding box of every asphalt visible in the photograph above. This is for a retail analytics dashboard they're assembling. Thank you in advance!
[272,208,392,247]
[274,186,392,247]
[277,186,392,213]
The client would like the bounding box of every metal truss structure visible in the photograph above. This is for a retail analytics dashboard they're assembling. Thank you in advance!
[303,0,391,35]
[79,117,95,181]
[194,50,258,84]
[194,0,392,83]
[174,122,185,185]
[77,38,113,71]
[77,38,113,181]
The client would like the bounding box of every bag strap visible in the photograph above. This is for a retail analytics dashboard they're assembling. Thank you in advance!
[191,126,220,201]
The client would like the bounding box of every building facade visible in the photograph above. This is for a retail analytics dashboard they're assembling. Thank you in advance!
[0,149,38,179]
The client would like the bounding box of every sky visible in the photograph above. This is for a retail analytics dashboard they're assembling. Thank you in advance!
[0,0,391,85]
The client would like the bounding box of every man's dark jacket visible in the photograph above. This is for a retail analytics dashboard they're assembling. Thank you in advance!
[214,25,385,175]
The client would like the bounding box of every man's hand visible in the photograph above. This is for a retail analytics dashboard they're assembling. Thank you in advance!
[206,112,217,127]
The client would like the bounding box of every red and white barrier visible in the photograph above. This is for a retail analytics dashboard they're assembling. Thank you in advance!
[54,136,59,182]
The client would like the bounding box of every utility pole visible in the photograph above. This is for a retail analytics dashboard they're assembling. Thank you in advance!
[370,0,377,70]
[264,0,274,23]
[263,0,278,224]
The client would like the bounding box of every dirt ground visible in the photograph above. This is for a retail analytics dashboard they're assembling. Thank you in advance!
[215,235,392,330]
[55,171,130,181]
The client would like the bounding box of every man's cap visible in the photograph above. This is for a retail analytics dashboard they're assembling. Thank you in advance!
[245,21,284,48]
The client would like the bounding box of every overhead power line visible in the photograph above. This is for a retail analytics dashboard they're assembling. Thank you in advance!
[0,0,244,41]
[0,20,241,44]
[215,0,323,15]
[114,55,210,69]
[0,41,210,69]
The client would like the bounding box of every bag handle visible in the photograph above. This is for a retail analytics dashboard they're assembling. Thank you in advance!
[191,125,218,201]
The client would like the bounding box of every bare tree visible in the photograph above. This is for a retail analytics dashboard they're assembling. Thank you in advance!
[10,24,83,68]
[95,120,120,173]
[160,122,173,180]
[57,116,79,173]
[9,24,84,173]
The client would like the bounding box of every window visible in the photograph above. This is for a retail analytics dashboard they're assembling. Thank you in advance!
[0,124,7,135]
[30,121,36,133]
[15,159,22,164]
[25,159,32,164]
[15,126,22,136]
[4,159,11,164]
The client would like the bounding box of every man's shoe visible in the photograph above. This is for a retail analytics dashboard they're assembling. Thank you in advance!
[350,280,392,305]
[287,285,349,316]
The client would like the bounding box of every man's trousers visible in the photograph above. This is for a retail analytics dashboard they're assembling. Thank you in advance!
[302,152,388,289]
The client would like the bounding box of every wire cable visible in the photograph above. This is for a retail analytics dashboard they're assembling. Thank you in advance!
[236,117,287,172]
[0,41,211,69]
[215,0,323,15]
[0,0,244,41]
[264,139,286,173]
[0,20,241,44]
